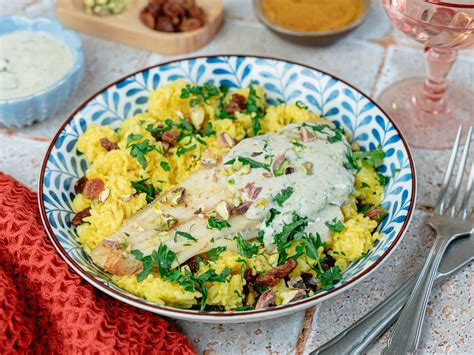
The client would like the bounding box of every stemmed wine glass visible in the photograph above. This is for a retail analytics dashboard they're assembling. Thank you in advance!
[379,0,474,149]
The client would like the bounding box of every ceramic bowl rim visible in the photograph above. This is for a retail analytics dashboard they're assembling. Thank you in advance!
[38,54,417,322]
[0,15,83,104]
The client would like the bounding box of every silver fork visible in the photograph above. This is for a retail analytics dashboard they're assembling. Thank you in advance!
[383,125,474,355]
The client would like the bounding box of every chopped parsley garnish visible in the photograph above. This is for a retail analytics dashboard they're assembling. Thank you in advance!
[265,208,281,227]
[274,213,308,265]
[180,83,220,106]
[355,147,385,169]
[344,152,360,171]
[274,186,294,207]
[207,217,231,230]
[360,182,370,189]
[131,249,153,282]
[246,84,265,135]
[160,161,171,171]
[327,128,344,143]
[126,134,159,170]
[224,156,270,171]
[378,173,390,186]
[357,204,372,213]
[310,124,330,133]
[131,178,160,203]
[176,144,197,157]
[174,231,197,242]
[234,306,253,311]
[320,266,342,290]
[295,101,308,110]
[304,233,325,260]
[204,122,216,136]
[234,234,259,258]
[257,230,265,245]
[206,246,227,261]
[303,234,342,290]
[325,218,345,233]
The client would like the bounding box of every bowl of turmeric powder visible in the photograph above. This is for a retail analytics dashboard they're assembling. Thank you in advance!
[253,0,369,44]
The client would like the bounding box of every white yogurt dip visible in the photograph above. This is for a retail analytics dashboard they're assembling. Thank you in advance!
[0,31,74,100]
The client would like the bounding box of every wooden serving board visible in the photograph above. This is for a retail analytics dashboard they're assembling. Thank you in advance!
[56,0,224,55]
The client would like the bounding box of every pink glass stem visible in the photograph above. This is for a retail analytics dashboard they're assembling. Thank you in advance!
[414,47,458,114]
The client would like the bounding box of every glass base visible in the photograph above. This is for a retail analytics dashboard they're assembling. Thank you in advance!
[377,77,474,149]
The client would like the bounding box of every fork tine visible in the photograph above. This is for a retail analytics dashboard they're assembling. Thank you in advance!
[448,126,473,217]
[435,126,463,214]
[460,163,474,219]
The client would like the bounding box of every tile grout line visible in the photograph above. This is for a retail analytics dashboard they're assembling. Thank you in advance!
[294,306,318,355]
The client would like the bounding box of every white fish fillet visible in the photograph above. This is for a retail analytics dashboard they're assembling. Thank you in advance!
[91,120,354,276]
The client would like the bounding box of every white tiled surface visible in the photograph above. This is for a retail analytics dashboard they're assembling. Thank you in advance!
[1,1,473,354]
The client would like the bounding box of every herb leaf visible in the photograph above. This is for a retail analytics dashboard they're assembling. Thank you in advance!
[207,217,231,230]
[206,246,227,261]
[131,249,153,282]
[177,144,197,157]
[320,266,342,290]
[224,156,270,171]
[305,233,325,260]
[126,135,158,170]
[355,147,385,169]
[325,218,345,233]
[160,161,171,171]
[131,178,159,203]
[274,213,308,265]
[265,208,281,227]
[274,186,294,207]
[174,231,197,242]
[234,234,259,258]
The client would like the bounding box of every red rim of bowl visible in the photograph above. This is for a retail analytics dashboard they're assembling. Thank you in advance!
[38,54,417,319]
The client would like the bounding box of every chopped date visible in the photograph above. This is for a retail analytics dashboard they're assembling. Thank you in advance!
[74,176,88,194]
[71,208,91,226]
[100,137,119,151]
[161,129,180,145]
[140,0,205,33]
[155,16,175,32]
[82,178,105,199]
[320,255,336,272]
[225,93,246,115]
[185,256,198,273]
[244,268,256,285]
[255,259,297,287]
[179,17,203,31]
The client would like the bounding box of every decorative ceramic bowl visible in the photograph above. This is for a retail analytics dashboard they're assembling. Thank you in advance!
[39,55,416,323]
[252,0,370,45]
[0,16,84,128]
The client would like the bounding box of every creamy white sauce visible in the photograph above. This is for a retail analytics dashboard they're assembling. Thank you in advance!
[220,122,355,252]
[0,31,74,100]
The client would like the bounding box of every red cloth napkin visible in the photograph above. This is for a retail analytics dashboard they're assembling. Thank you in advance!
[0,173,195,354]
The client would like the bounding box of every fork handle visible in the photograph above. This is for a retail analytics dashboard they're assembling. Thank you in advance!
[382,236,451,354]
[311,277,416,355]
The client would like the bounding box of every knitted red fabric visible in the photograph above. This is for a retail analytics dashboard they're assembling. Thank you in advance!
[0,173,195,354]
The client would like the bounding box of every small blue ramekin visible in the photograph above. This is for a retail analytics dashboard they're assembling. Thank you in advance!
[0,16,84,128]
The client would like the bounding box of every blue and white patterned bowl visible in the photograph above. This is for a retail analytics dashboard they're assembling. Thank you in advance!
[38,56,416,323]
[0,16,84,128]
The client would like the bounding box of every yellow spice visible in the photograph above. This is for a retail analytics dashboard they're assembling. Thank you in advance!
[262,0,364,32]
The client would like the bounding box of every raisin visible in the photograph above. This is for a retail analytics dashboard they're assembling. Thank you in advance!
[100,137,119,151]
[255,259,297,287]
[74,176,88,194]
[71,208,91,226]
[82,178,105,199]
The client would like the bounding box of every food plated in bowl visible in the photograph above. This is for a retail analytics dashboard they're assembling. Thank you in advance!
[0,16,84,128]
[39,55,416,322]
